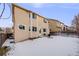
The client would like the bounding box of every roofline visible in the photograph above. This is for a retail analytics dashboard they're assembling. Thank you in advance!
[12,4,68,26]
[12,4,47,19]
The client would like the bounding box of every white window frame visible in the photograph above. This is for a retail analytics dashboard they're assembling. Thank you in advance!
[18,24,26,30]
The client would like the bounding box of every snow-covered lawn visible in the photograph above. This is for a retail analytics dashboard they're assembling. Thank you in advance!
[3,35,79,56]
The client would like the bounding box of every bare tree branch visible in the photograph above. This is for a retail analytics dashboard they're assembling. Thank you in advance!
[0,3,5,19]
[0,3,12,19]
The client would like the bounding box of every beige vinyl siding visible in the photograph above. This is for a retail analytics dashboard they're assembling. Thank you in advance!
[14,7,30,42]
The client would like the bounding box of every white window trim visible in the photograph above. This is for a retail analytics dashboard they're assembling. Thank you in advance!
[18,24,26,30]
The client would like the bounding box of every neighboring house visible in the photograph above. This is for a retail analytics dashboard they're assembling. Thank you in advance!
[63,25,69,32]
[5,28,13,34]
[48,19,65,33]
[0,27,7,33]
[0,27,13,34]
[66,26,76,33]
[0,28,3,33]
[12,4,49,42]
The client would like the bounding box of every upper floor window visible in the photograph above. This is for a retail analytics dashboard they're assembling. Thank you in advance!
[29,13,31,19]
[44,19,47,23]
[19,25,25,30]
[32,13,37,19]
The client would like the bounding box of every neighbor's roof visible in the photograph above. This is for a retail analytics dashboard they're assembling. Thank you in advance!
[48,18,65,25]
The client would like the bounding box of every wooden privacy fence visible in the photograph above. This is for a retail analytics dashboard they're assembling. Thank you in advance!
[0,33,7,47]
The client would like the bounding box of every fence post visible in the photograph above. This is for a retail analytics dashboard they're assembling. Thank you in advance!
[0,33,7,48]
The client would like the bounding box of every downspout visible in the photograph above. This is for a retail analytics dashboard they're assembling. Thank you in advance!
[30,13,32,38]
[36,16,38,37]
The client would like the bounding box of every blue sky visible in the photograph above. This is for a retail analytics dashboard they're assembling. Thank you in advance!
[0,3,79,27]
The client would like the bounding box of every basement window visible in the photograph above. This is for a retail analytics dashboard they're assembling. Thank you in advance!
[19,25,25,30]
[43,28,46,32]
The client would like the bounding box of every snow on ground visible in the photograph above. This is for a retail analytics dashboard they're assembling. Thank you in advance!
[4,35,79,56]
